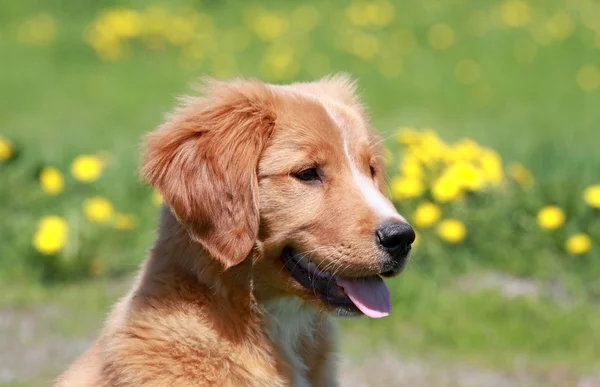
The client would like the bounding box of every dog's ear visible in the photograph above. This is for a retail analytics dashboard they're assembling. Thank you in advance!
[141,78,277,269]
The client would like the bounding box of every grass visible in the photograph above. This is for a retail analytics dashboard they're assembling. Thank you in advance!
[1,0,600,384]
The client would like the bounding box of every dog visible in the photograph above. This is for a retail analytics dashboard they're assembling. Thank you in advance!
[56,74,415,386]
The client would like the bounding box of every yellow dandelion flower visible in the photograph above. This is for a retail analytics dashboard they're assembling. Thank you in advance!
[260,44,299,81]
[508,162,533,185]
[437,219,466,244]
[33,216,68,255]
[499,0,531,28]
[247,10,289,42]
[413,201,442,229]
[83,196,114,223]
[537,205,565,230]
[479,149,504,186]
[583,184,600,209]
[395,127,420,145]
[446,162,485,191]
[455,59,481,85]
[453,138,482,161]
[0,136,15,161]
[399,155,422,178]
[152,190,163,206]
[431,175,463,203]
[428,23,455,50]
[390,176,425,200]
[565,233,592,255]
[576,65,600,92]
[513,39,537,64]
[545,11,574,41]
[71,154,104,183]
[39,167,64,195]
[113,213,137,230]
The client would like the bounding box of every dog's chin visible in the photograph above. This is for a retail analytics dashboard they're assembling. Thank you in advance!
[280,247,394,319]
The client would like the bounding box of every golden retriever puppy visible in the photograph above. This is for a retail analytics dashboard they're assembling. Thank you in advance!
[56,74,415,387]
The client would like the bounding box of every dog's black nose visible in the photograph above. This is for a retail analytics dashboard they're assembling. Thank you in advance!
[376,221,415,256]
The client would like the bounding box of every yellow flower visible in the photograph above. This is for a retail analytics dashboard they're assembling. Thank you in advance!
[399,156,422,178]
[479,149,504,186]
[33,216,68,255]
[437,219,466,244]
[446,162,485,191]
[113,213,137,230]
[413,201,442,229]
[428,23,455,50]
[508,162,533,185]
[431,175,463,203]
[565,233,592,255]
[537,205,565,230]
[499,0,531,28]
[583,184,600,209]
[152,190,163,206]
[83,196,114,223]
[394,127,420,145]
[0,136,15,161]
[453,138,482,161]
[39,167,64,195]
[454,59,481,85]
[545,11,574,41]
[390,176,425,200]
[245,9,289,42]
[71,154,104,182]
[576,65,600,92]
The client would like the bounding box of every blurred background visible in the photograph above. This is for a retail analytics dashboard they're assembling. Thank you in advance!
[1,0,600,385]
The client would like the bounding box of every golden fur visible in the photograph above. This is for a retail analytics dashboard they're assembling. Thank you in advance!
[56,75,404,386]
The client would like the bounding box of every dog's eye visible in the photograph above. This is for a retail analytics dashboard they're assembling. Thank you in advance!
[369,164,376,178]
[294,168,321,182]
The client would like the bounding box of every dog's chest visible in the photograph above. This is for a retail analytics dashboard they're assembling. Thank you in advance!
[264,298,317,387]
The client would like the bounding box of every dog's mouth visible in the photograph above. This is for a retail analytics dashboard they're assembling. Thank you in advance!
[280,247,391,318]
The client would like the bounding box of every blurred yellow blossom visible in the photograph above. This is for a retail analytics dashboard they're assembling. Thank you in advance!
[453,139,482,161]
[537,205,565,230]
[18,14,57,45]
[446,162,485,191]
[246,9,289,42]
[113,213,137,230]
[33,216,68,255]
[432,174,463,202]
[399,155,422,178]
[83,196,114,223]
[437,219,466,243]
[479,149,504,186]
[395,127,420,145]
[351,33,380,60]
[71,154,104,182]
[390,176,425,200]
[513,39,537,64]
[0,136,15,161]
[576,65,600,92]
[346,0,395,27]
[545,11,574,41]
[508,162,533,185]
[413,201,442,229]
[499,0,531,28]
[583,184,600,208]
[261,44,299,81]
[565,233,592,255]
[455,59,481,85]
[39,167,64,195]
[428,23,455,50]
[152,190,163,206]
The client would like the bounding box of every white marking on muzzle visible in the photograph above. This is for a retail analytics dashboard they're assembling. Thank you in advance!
[326,106,404,221]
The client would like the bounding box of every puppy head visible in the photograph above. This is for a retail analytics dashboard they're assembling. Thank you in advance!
[142,75,415,318]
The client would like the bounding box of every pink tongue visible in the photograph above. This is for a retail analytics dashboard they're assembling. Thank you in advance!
[336,276,391,318]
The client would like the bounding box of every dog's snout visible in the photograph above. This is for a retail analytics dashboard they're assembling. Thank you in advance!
[376,221,415,256]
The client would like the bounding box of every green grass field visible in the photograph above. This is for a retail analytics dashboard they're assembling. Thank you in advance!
[1,0,600,385]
